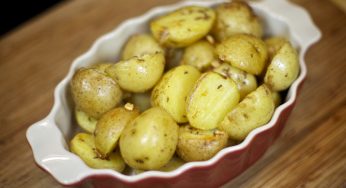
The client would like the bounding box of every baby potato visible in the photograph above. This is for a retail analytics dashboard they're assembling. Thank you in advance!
[150,6,215,48]
[177,125,228,162]
[106,52,165,93]
[272,91,281,107]
[128,92,152,112]
[119,107,179,170]
[180,40,218,71]
[71,68,123,119]
[94,107,140,157]
[265,37,289,60]
[75,109,98,133]
[133,156,185,174]
[212,1,263,41]
[213,63,257,99]
[122,34,164,60]
[90,63,112,74]
[187,72,240,130]
[70,133,125,172]
[151,65,201,123]
[218,85,275,141]
[264,43,299,91]
[216,34,268,75]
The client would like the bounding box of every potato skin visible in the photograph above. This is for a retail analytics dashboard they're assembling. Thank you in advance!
[106,52,165,93]
[95,107,140,157]
[122,34,164,60]
[150,6,215,48]
[187,72,240,130]
[119,107,179,170]
[216,34,268,75]
[213,63,257,99]
[265,37,289,60]
[71,68,123,119]
[70,133,125,172]
[177,125,228,162]
[180,40,218,71]
[75,109,98,133]
[218,85,275,141]
[264,43,299,91]
[212,1,263,41]
[151,65,201,123]
[128,92,152,112]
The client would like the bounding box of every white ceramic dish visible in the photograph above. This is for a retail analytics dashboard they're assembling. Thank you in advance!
[26,0,321,187]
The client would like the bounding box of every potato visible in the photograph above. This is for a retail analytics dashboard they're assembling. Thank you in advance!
[128,92,152,112]
[70,133,125,172]
[122,34,164,60]
[272,91,281,107]
[264,43,299,91]
[133,156,185,174]
[71,68,123,119]
[218,85,275,141]
[177,125,228,162]
[75,109,98,133]
[180,40,218,71]
[187,72,240,130]
[165,48,184,70]
[213,63,257,99]
[151,65,201,123]
[119,107,179,170]
[150,6,215,48]
[90,63,112,73]
[95,107,140,157]
[106,52,165,93]
[265,37,289,60]
[216,34,268,75]
[212,1,263,41]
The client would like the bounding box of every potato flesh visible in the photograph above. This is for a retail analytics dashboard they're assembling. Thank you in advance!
[95,107,139,157]
[218,85,275,141]
[177,125,228,162]
[180,40,218,71]
[122,34,164,60]
[213,63,257,100]
[212,1,263,41]
[150,6,215,48]
[264,43,299,91]
[71,68,123,119]
[106,52,165,93]
[70,133,125,172]
[187,72,240,130]
[151,65,201,123]
[216,34,268,75]
[119,107,179,170]
[75,109,98,133]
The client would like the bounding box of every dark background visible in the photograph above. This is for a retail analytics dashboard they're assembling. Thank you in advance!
[0,0,63,36]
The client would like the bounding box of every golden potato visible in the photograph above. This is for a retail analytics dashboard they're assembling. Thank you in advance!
[151,65,201,123]
[106,52,165,93]
[94,107,140,157]
[265,37,289,60]
[71,68,123,119]
[180,40,218,71]
[264,43,299,91]
[213,63,257,99]
[70,133,125,172]
[216,34,268,75]
[119,107,179,170]
[177,125,228,162]
[150,6,215,48]
[212,1,263,41]
[128,92,152,112]
[186,72,240,130]
[90,63,112,74]
[271,91,281,107]
[218,85,275,141]
[122,34,164,60]
[75,109,98,133]
[133,156,185,174]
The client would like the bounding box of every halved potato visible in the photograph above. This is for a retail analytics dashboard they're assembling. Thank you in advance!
[75,109,98,133]
[216,34,268,75]
[70,133,125,172]
[265,37,289,60]
[218,84,275,141]
[94,107,140,157]
[106,52,165,93]
[177,125,228,162]
[213,63,257,99]
[150,6,216,48]
[128,92,152,112]
[186,72,240,130]
[122,34,164,60]
[151,65,201,123]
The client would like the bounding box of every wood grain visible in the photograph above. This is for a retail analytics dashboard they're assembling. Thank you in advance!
[0,0,345,188]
